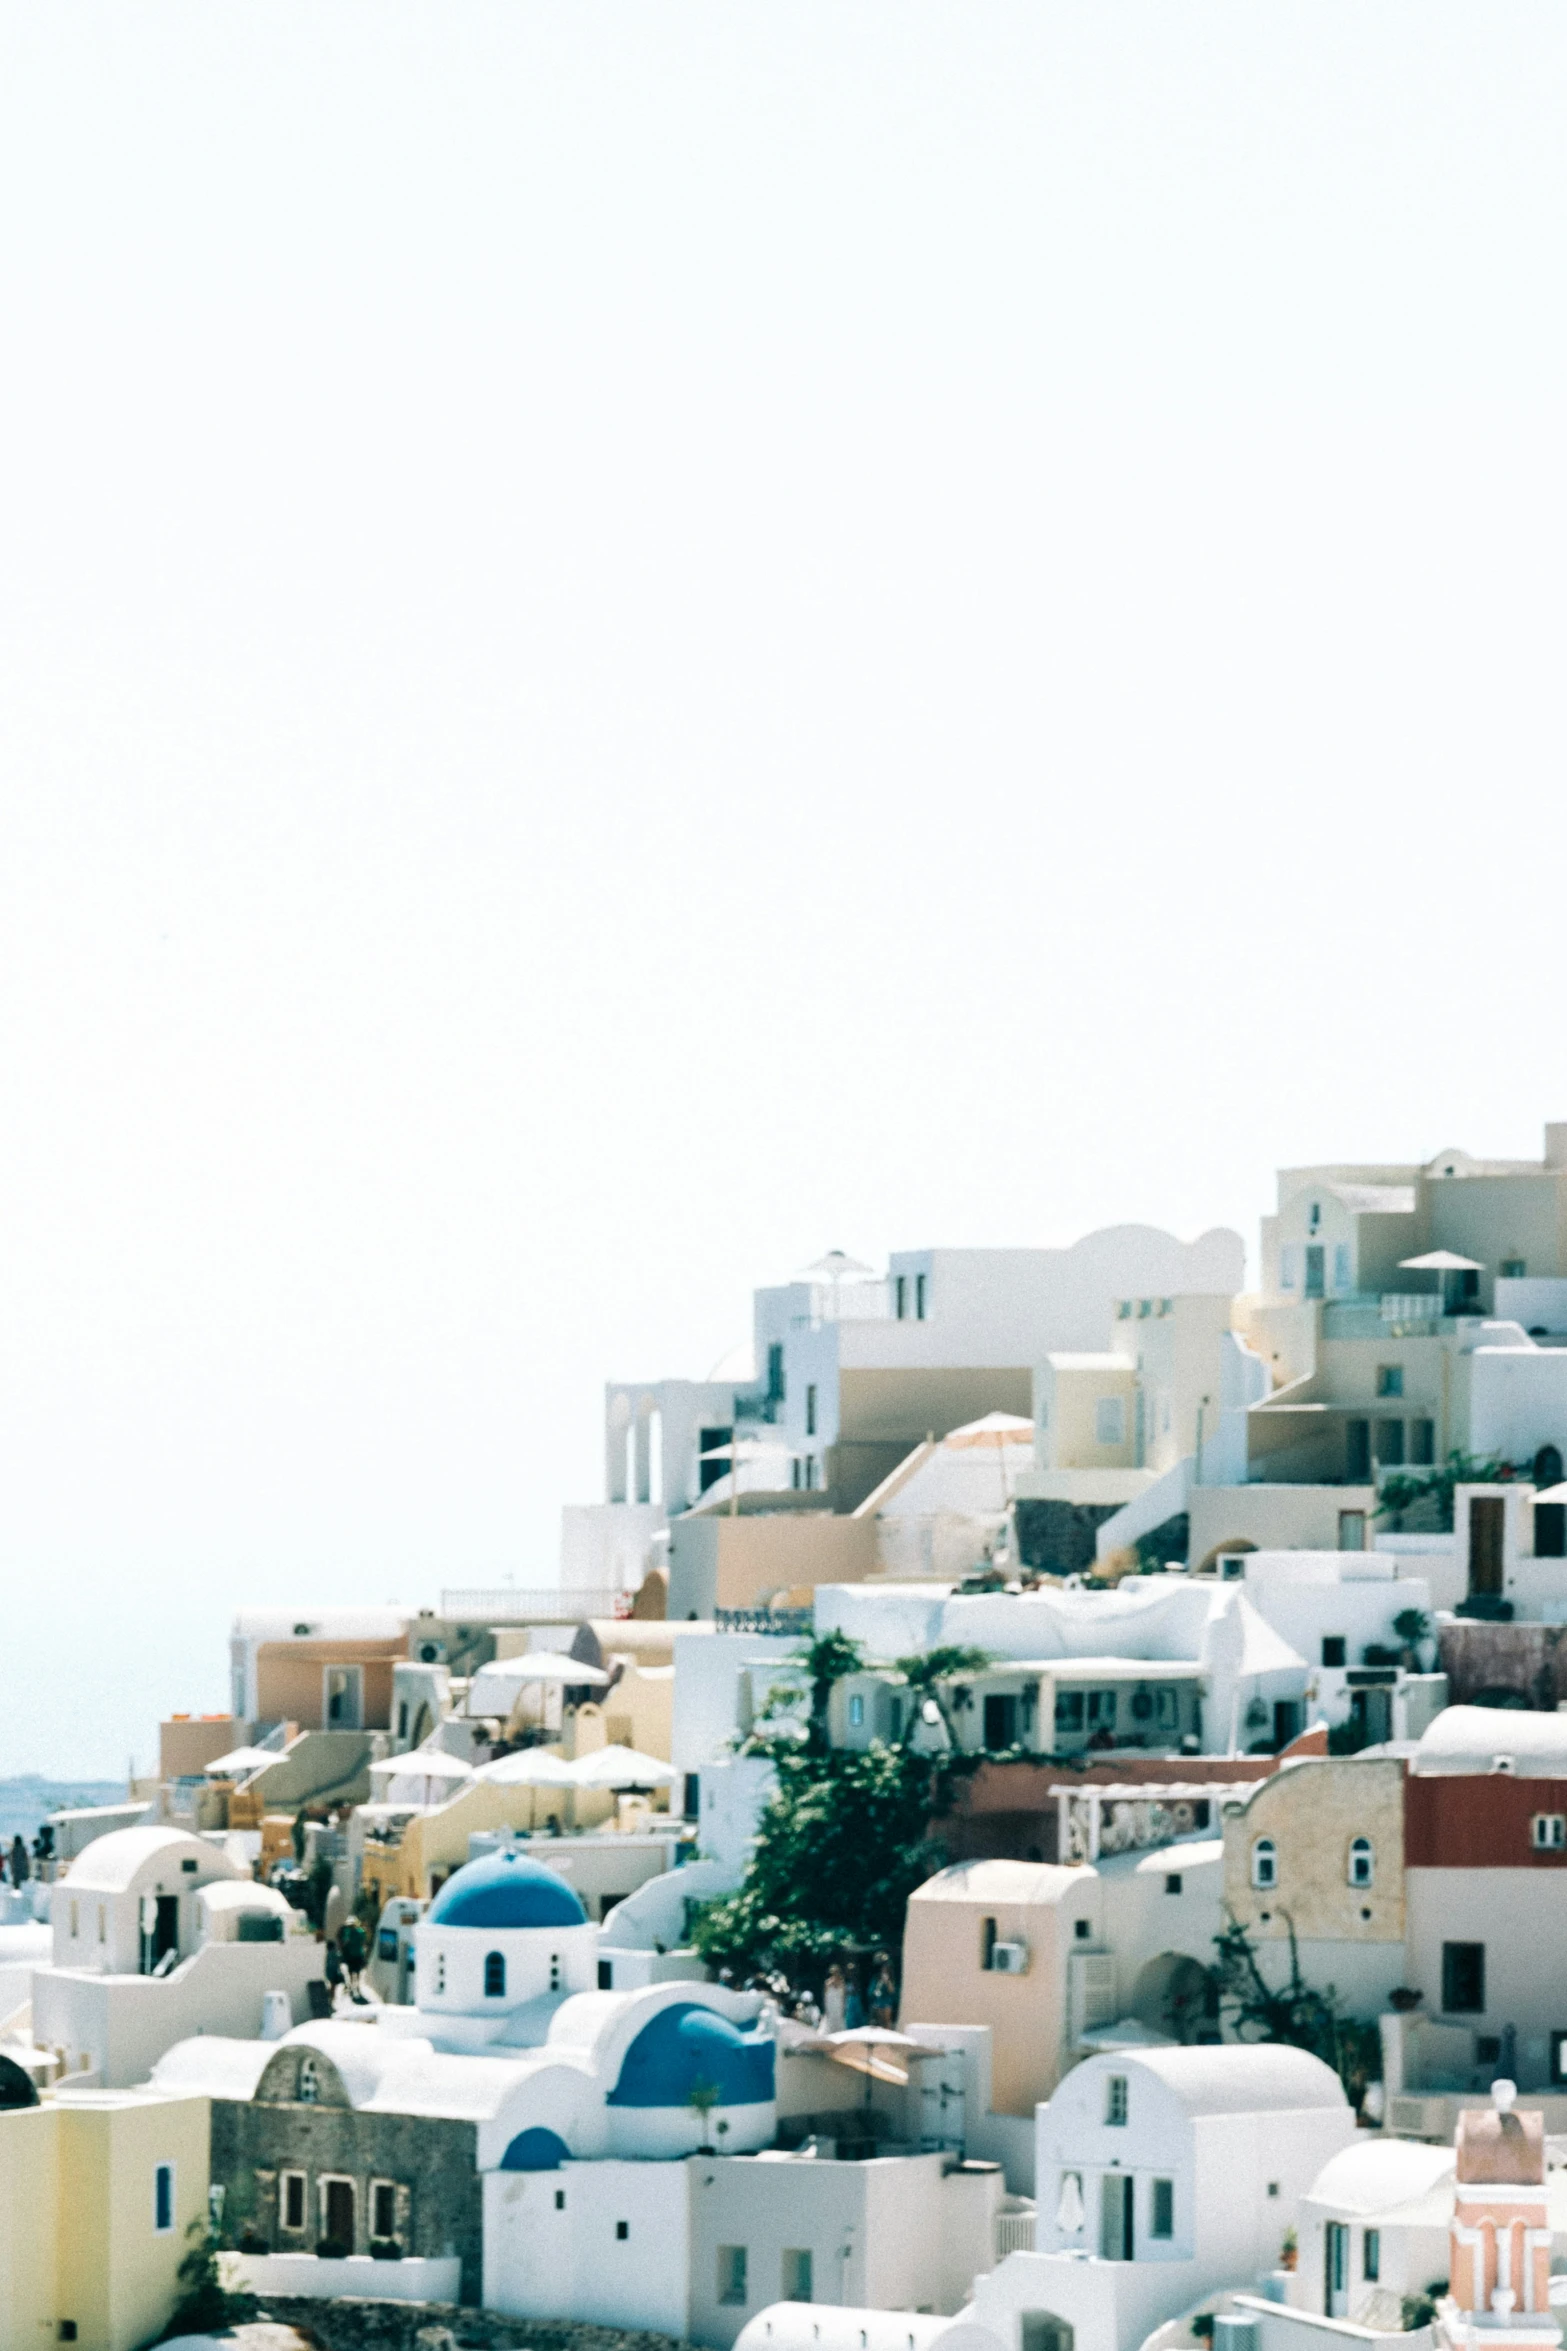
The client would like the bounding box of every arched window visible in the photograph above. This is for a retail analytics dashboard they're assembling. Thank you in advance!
[1251,1837,1277,1891]
[484,1950,507,1999]
[1348,1837,1374,1889]
[298,2055,320,2105]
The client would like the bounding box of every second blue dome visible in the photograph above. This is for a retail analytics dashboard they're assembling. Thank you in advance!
[427,1850,588,1931]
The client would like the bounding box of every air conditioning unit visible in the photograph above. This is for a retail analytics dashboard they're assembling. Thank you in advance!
[990,1940,1030,1975]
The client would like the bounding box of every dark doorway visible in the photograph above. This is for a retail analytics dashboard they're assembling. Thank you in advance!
[323,2177,355,2252]
[1022,2320,1075,2351]
[1099,2172,1134,2261]
[1346,1420,1371,1480]
[144,1894,179,1974]
[1305,1245,1325,1300]
[984,1694,1019,1749]
[698,1428,733,1495]
[1470,1498,1505,1596]
[1535,1445,1564,1489]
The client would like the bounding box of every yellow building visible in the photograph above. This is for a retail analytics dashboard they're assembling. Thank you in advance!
[0,2086,209,2351]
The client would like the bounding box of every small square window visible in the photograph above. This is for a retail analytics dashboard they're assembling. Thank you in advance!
[616,2220,629,2241]
[1376,1365,1404,1399]
[1074,1918,1092,1940]
[1502,1259,1527,1280]
[1268,2181,1280,2198]
[1322,1637,1347,1668]
[782,2248,814,2301]
[1164,1874,1182,1895]
[1105,2075,1128,2126]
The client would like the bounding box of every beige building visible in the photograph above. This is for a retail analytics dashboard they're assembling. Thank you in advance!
[230,1606,411,1732]
[0,2086,208,2351]
[667,1507,877,1618]
[899,1841,1224,2118]
[1220,1756,1407,2012]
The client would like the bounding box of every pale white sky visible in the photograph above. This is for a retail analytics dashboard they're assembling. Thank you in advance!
[2,5,1565,1775]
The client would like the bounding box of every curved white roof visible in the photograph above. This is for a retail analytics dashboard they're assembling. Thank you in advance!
[63,1826,241,1892]
[151,2036,277,2102]
[197,1880,294,1917]
[1306,2137,1454,2217]
[1081,2043,1348,2116]
[1414,1705,1567,1777]
[909,1860,1086,1909]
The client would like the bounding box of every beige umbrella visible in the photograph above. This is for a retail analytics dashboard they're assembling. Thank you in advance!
[799,2024,928,2087]
[1399,1250,1484,1315]
[943,1412,1035,1447]
[368,1749,474,1804]
[567,1744,676,1791]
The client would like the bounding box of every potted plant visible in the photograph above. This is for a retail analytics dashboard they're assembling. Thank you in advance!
[1281,2227,1298,2273]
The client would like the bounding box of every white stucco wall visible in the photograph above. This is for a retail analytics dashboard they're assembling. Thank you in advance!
[485,2156,692,2336]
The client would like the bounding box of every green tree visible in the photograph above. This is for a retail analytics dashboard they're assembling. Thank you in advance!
[794,1630,866,1752]
[893,1647,992,1747]
[158,2217,256,2341]
[1377,1449,1516,1532]
[693,1743,950,1989]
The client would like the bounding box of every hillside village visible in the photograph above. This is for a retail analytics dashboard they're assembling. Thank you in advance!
[14,1125,1567,2351]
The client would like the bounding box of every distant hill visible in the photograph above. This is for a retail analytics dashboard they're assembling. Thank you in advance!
[0,1776,129,1845]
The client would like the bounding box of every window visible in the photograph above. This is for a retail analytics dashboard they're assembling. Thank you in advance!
[805,1385,817,1437]
[782,2249,814,2301]
[1104,2074,1128,2126]
[1348,1838,1374,1888]
[1251,1838,1278,1890]
[1095,1396,1126,1447]
[616,2220,629,2241]
[484,1950,507,1998]
[981,1917,998,1969]
[1308,1201,1321,1235]
[1322,1636,1347,1668]
[549,1953,562,1991]
[1150,2179,1174,2239]
[396,1700,408,1739]
[154,2164,175,2234]
[848,1694,865,1727]
[1333,1244,1352,1293]
[1165,1874,1182,1896]
[555,2189,566,2211]
[895,1276,907,1320]
[297,2055,320,2104]
[372,2181,398,2240]
[717,2246,749,2305]
[1338,1511,1367,1552]
[1304,1245,1325,1299]
[915,1273,927,1319]
[1055,1691,1085,1732]
[1442,1941,1485,2013]
[281,2172,306,2233]
[1532,1814,1566,1851]
[1280,1246,1298,1291]
[1117,1300,1132,1320]
[1346,1419,1371,1480]
[804,1455,816,1491]
[1540,1503,1567,1558]
[1086,1690,1117,1731]
[1376,1365,1404,1398]
[434,1952,447,1996]
[767,1341,786,1401]
[1502,1259,1527,1279]
[1410,1419,1435,1467]
[1363,2229,1380,2283]
[1375,1419,1406,1467]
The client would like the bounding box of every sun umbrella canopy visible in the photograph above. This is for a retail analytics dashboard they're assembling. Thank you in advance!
[475,1748,577,1787]
[567,1744,676,1789]
[202,1747,285,1777]
[368,1748,473,1782]
[798,2026,933,2089]
[478,1651,610,1685]
[797,1249,877,1283]
[944,1411,1035,1448]
[1399,1250,1485,1272]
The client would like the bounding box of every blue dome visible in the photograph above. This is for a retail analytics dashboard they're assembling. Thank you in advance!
[608,2002,776,2110]
[426,1851,587,1931]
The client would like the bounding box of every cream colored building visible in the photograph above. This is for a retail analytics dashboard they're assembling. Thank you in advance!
[899,1841,1225,2118]
[0,2086,208,2351]
[1220,1755,1407,2012]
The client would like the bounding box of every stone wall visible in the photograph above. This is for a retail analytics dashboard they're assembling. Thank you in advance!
[1437,1618,1567,1709]
[257,2297,693,2351]
[1013,1499,1118,1575]
[213,2099,483,2303]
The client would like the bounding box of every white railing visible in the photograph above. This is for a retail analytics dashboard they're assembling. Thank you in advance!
[1380,1294,1442,1330]
[439,1587,632,1622]
[994,2206,1037,2258]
